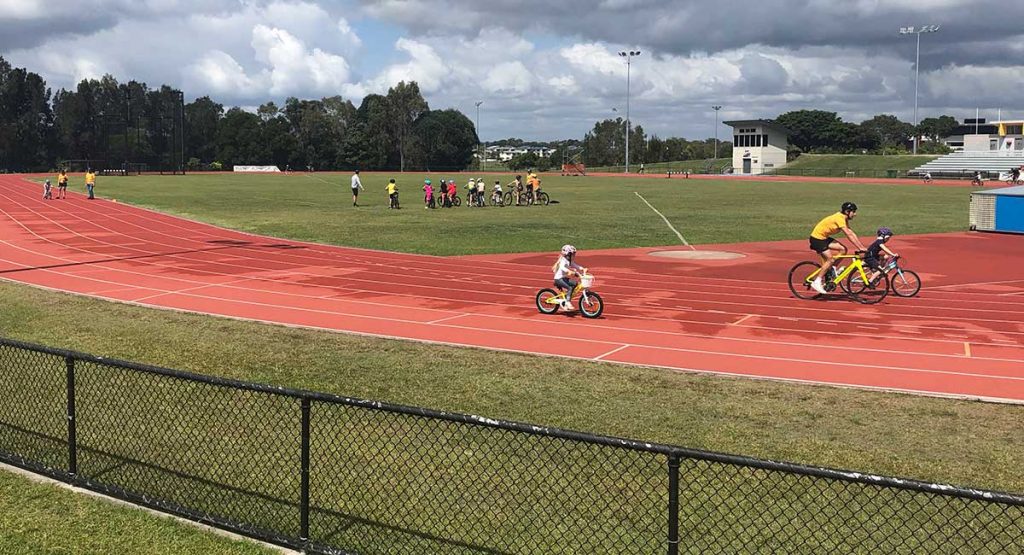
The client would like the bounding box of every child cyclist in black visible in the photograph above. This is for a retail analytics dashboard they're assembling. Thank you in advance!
[863,227,899,285]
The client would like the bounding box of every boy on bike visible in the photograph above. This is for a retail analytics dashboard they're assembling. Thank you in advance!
[808,202,866,295]
[553,244,586,311]
[492,180,503,204]
[863,227,899,285]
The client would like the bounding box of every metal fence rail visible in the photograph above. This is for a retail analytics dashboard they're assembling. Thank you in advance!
[0,336,1021,554]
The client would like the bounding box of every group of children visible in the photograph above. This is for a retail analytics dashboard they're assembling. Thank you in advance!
[385,173,544,210]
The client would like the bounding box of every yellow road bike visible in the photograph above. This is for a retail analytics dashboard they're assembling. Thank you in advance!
[536,273,604,318]
[787,252,889,304]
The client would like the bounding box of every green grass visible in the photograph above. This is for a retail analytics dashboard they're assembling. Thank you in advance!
[0,465,276,555]
[80,172,969,255]
[770,153,939,177]
[586,157,731,173]
[1,280,1022,552]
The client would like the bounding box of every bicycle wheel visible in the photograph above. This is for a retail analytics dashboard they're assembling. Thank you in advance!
[502,191,514,206]
[536,192,550,206]
[536,289,561,314]
[890,269,921,297]
[847,272,889,304]
[787,261,822,300]
[489,194,502,207]
[579,291,604,318]
[452,195,461,207]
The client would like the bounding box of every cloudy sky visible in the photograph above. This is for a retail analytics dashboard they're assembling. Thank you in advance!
[2,0,1022,141]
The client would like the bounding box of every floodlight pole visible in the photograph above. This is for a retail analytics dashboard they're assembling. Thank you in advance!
[475,101,483,171]
[619,50,640,173]
[712,106,722,160]
[900,25,940,155]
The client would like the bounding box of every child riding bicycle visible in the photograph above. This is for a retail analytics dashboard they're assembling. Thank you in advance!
[863,227,899,285]
[553,244,586,311]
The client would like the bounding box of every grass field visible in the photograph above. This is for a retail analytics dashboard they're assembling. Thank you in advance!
[78,172,969,256]
[768,153,939,177]
[0,465,275,554]
[2,172,1014,552]
[2,278,1023,552]
[585,157,732,173]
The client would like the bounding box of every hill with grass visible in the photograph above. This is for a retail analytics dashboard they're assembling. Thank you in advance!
[768,154,939,177]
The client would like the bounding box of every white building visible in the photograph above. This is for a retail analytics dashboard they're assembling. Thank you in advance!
[482,145,557,162]
[943,119,1024,153]
[723,119,791,174]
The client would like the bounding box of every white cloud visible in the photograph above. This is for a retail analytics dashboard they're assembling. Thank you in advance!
[186,50,258,95]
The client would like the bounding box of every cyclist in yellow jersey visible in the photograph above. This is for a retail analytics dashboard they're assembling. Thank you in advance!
[808,202,866,294]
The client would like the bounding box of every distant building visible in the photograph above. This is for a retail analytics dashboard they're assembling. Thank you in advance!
[943,118,1024,153]
[481,145,557,162]
[723,120,791,174]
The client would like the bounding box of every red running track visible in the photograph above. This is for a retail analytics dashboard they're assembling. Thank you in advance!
[2,175,1023,402]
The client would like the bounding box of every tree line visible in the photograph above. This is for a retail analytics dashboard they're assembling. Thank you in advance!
[0,56,477,172]
[1,54,965,174]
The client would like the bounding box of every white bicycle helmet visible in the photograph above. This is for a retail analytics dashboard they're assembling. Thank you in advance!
[561,244,577,256]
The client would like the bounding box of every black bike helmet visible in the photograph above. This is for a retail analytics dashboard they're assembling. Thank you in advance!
[841,201,858,213]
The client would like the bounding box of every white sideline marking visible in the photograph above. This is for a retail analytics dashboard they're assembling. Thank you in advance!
[633,192,695,251]
[732,314,754,326]
[426,314,467,325]
[594,344,630,361]
[964,342,972,358]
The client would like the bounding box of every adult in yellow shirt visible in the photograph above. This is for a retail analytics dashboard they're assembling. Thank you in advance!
[84,169,97,199]
[808,202,866,294]
[57,169,69,199]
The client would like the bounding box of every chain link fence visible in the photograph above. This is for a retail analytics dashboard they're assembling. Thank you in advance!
[1,336,1021,554]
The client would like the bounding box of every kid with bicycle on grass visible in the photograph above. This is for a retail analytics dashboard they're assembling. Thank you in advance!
[808,202,866,295]
[553,244,586,311]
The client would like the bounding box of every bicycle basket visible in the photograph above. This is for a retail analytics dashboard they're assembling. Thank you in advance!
[580,274,595,288]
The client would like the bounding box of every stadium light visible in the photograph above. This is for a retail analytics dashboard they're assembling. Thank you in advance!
[618,50,641,173]
[899,24,940,154]
[475,100,483,171]
[712,106,722,160]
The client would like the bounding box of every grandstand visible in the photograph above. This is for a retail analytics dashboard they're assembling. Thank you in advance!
[910,151,1024,178]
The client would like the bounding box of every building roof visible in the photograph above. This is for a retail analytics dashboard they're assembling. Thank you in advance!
[723,119,792,135]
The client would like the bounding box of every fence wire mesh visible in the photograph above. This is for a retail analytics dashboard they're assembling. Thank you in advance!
[0,337,1021,554]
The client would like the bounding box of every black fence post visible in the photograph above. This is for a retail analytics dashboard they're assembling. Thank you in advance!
[65,355,77,476]
[300,397,311,544]
[668,454,680,555]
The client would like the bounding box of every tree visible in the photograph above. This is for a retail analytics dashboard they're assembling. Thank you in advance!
[216,108,263,167]
[582,118,626,166]
[184,96,223,165]
[409,109,477,171]
[507,151,540,171]
[0,56,55,171]
[858,114,914,153]
[386,81,428,171]
[775,110,857,152]
[917,116,959,142]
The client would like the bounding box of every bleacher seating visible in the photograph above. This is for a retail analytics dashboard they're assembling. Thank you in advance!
[912,151,1024,177]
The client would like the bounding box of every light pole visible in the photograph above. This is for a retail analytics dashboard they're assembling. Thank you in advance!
[899,25,940,154]
[618,50,640,173]
[712,105,722,160]
[475,100,483,171]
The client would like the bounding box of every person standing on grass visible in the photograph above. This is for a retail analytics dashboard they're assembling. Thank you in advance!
[385,178,399,209]
[351,169,364,206]
[57,169,68,199]
[84,168,96,199]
